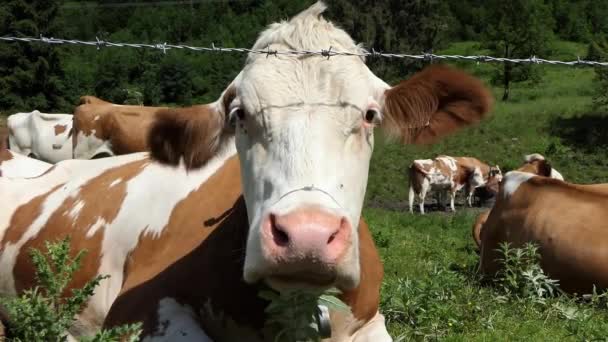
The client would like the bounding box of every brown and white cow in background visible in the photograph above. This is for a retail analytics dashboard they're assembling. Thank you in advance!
[472,153,566,248]
[1,2,493,341]
[408,156,502,214]
[72,101,169,159]
[7,110,73,163]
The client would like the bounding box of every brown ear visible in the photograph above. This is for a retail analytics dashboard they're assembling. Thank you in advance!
[148,105,227,169]
[382,64,493,144]
[536,160,553,177]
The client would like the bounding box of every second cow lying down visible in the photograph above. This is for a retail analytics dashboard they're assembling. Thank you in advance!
[408,156,502,214]
[477,156,608,294]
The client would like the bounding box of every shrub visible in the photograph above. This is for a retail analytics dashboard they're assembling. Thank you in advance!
[0,237,141,342]
[492,242,560,304]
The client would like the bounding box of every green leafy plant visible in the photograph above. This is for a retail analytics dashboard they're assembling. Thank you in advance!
[259,288,349,342]
[0,237,141,342]
[493,242,560,304]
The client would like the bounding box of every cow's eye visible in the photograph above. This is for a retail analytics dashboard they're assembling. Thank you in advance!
[364,109,380,124]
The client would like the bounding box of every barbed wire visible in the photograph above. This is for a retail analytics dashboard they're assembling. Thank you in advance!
[1,35,608,67]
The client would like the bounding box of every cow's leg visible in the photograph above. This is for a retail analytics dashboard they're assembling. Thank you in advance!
[352,312,392,342]
[419,180,430,214]
[408,184,415,213]
[449,190,456,212]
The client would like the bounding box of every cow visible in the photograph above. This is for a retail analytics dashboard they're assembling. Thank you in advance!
[72,102,171,159]
[478,171,608,294]
[1,2,493,341]
[472,154,565,248]
[408,156,502,214]
[7,110,73,163]
[0,149,52,178]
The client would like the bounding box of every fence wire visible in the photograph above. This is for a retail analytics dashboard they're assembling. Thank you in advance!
[2,35,608,67]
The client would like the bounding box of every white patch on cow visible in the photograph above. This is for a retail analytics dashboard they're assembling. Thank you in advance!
[74,130,113,159]
[503,171,535,198]
[68,200,85,220]
[93,115,100,121]
[109,178,122,187]
[86,218,106,238]
[551,168,564,181]
[142,298,212,342]
[416,159,433,166]
[0,150,52,178]
[437,156,458,171]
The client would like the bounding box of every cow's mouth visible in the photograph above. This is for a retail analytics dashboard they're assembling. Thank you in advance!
[265,271,336,291]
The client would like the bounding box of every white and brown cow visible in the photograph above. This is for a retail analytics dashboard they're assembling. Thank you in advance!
[7,110,73,163]
[408,156,501,214]
[1,2,493,341]
[0,149,52,178]
[72,102,169,159]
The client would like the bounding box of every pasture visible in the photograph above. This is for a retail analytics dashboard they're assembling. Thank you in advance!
[367,41,608,340]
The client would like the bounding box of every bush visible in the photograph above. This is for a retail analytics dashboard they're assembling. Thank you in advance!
[492,242,560,304]
[0,238,141,342]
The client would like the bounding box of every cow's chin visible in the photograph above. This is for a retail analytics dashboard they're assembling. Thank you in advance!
[256,267,359,293]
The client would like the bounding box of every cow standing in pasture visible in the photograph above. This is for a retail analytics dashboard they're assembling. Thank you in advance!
[0,2,493,341]
[7,110,73,163]
[408,156,502,214]
[472,153,565,248]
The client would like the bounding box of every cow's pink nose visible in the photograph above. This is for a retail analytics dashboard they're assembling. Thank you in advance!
[262,207,351,265]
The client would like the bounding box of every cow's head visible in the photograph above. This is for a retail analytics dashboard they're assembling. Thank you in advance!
[149,2,493,292]
[520,154,552,177]
[488,165,503,182]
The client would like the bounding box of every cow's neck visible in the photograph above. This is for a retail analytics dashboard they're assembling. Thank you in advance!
[127,155,382,340]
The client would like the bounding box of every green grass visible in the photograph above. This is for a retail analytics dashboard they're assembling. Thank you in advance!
[366,40,608,340]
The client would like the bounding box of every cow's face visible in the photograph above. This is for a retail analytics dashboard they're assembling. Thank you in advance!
[149,2,493,292]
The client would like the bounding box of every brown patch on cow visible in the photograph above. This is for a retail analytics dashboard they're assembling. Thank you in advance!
[0,148,13,163]
[54,124,68,136]
[105,156,384,339]
[383,64,493,145]
[148,105,228,169]
[518,159,552,177]
[2,159,148,298]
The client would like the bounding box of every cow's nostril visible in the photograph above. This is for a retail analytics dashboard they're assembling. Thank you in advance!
[327,231,337,244]
[270,214,289,246]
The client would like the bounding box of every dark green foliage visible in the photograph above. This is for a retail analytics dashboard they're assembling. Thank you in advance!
[0,238,141,342]
[480,0,555,101]
[0,0,68,112]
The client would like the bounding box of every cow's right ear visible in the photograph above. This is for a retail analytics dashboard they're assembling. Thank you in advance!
[148,86,236,169]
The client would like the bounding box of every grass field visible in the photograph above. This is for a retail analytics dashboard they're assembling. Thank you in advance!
[367,41,608,340]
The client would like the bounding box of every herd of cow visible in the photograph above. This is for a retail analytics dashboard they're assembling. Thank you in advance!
[0,2,606,341]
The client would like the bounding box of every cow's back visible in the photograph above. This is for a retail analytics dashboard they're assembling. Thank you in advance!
[480,174,608,293]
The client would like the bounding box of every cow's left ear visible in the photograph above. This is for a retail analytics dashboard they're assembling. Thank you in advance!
[381,64,493,144]
[148,85,237,169]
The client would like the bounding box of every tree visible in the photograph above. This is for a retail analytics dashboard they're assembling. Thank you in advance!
[0,0,68,112]
[587,35,608,110]
[480,0,554,101]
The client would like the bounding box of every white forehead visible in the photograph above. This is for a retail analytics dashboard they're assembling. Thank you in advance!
[236,2,380,114]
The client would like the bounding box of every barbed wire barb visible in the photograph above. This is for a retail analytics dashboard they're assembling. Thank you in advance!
[1,35,607,67]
